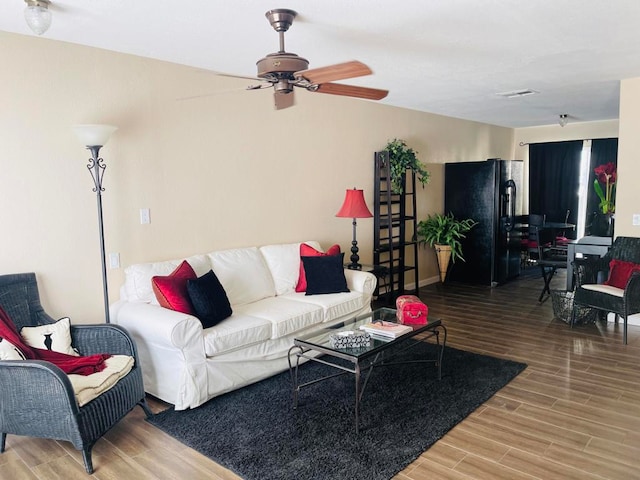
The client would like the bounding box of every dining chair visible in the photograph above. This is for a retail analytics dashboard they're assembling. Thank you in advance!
[536,226,567,302]
[555,209,571,245]
[527,214,546,263]
[519,215,530,267]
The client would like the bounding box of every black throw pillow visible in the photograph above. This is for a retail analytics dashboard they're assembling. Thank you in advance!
[301,253,349,295]
[187,270,233,328]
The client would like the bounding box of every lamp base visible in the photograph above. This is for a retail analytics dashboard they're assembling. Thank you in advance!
[347,240,361,270]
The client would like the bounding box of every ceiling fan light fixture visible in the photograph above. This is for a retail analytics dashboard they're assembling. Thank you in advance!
[24,0,52,36]
[559,114,569,127]
[273,79,293,94]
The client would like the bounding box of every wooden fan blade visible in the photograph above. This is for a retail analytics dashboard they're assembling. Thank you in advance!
[296,60,372,85]
[274,91,295,110]
[215,71,267,83]
[314,83,389,100]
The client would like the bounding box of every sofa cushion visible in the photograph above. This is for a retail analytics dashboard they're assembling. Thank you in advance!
[233,297,324,339]
[296,243,341,292]
[260,241,321,296]
[187,270,233,328]
[282,290,367,323]
[124,254,211,303]
[151,260,197,314]
[604,259,640,289]
[202,313,273,357]
[302,253,350,295]
[209,247,276,306]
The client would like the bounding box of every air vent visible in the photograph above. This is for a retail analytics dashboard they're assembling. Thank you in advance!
[495,89,539,98]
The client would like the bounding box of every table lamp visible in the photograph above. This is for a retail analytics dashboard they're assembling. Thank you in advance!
[336,188,373,270]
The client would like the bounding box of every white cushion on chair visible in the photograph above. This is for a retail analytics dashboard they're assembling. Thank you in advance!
[68,355,134,407]
[582,284,624,298]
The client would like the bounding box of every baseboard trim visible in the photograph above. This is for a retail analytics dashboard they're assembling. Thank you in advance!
[607,312,640,326]
[402,276,441,292]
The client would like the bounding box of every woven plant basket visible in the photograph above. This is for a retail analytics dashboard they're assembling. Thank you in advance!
[435,244,452,282]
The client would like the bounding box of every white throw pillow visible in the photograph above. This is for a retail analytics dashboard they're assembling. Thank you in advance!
[208,247,276,306]
[124,254,212,304]
[0,337,26,360]
[259,242,320,296]
[20,317,79,356]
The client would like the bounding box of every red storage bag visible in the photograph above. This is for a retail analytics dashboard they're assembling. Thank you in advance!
[395,295,428,325]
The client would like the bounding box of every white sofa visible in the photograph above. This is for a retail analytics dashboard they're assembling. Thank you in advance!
[111,241,376,410]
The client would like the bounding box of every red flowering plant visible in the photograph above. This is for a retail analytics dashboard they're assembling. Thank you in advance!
[593,162,617,214]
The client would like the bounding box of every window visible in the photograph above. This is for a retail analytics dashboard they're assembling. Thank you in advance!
[529,138,618,238]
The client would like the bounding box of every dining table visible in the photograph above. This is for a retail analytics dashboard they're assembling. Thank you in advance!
[537,221,576,233]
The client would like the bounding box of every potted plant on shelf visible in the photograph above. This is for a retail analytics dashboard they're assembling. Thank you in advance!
[384,139,431,194]
[417,212,478,282]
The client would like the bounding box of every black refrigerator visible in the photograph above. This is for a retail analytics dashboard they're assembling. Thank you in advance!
[444,159,523,286]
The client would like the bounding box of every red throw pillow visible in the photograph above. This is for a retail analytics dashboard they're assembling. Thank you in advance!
[295,243,341,292]
[604,259,640,289]
[152,260,197,314]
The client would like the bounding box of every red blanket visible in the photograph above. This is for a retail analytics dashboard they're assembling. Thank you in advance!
[0,306,110,376]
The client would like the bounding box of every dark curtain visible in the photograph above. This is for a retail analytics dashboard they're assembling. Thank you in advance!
[529,141,583,238]
[587,138,618,229]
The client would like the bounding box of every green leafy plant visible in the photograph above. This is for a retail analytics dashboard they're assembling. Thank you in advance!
[416,213,478,263]
[384,139,431,194]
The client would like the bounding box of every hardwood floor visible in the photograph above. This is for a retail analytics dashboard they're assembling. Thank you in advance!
[3,268,640,480]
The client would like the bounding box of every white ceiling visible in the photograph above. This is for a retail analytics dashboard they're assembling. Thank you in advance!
[2,0,640,128]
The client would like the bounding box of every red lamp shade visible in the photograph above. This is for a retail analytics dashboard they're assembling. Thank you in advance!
[336,188,372,270]
[336,189,373,218]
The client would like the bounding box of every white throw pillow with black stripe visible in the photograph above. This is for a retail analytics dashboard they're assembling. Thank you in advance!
[20,317,79,356]
[0,336,26,360]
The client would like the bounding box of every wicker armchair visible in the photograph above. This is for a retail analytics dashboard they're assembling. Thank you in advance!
[0,273,152,473]
[572,237,640,344]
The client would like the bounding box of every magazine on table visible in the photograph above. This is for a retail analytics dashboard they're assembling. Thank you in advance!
[359,321,413,338]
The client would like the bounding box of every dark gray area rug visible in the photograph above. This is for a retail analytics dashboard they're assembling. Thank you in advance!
[148,341,527,480]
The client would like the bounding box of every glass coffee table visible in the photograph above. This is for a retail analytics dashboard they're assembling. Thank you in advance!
[287,307,446,433]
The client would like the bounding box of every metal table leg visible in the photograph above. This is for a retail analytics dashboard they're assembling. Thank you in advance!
[287,345,304,409]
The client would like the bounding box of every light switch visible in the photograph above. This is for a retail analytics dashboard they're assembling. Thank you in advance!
[633,214,640,226]
[140,208,151,224]
[109,253,120,269]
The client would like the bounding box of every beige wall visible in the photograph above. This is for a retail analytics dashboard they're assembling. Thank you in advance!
[0,32,514,323]
[617,78,640,238]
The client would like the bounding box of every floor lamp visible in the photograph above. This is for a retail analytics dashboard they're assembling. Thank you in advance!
[73,124,118,323]
[336,188,373,270]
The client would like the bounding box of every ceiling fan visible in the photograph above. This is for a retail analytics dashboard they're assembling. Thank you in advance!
[237,9,389,110]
